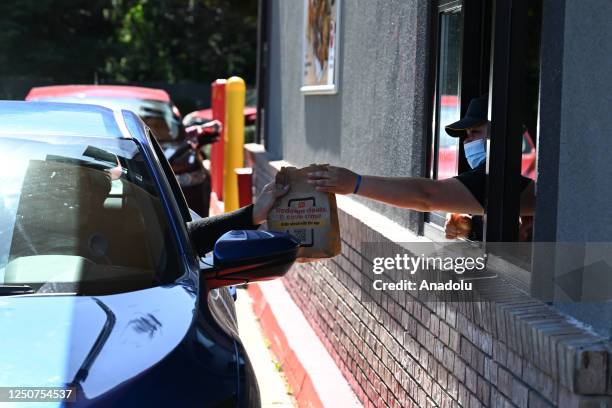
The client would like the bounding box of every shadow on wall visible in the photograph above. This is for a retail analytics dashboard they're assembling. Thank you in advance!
[303,0,344,158]
[265,0,284,160]
[304,95,342,156]
[267,0,343,161]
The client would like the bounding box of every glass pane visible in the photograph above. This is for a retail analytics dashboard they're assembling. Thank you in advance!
[436,10,462,180]
[0,136,181,294]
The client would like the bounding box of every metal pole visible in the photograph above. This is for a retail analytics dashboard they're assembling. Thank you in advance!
[223,76,246,212]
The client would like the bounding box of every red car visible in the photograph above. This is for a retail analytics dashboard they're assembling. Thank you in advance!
[26,85,213,216]
[183,106,257,128]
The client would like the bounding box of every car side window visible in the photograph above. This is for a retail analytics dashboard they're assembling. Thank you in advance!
[147,130,192,223]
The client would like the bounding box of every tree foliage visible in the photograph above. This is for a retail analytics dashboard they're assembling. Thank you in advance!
[0,0,115,82]
[0,0,257,84]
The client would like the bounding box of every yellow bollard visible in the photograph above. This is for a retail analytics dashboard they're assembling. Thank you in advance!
[223,76,246,212]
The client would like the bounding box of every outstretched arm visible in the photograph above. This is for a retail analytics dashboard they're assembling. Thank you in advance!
[187,182,289,255]
[308,166,484,214]
[187,205,258,256]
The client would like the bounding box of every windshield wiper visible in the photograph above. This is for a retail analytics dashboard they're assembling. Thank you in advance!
[0,285,35,296]
[72,298,116,384]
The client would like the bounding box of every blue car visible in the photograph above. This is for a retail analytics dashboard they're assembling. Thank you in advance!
[0,101,299,407]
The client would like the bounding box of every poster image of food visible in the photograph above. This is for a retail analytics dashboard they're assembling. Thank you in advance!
[301,0,340,94]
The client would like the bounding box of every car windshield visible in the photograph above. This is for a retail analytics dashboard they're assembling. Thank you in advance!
[0,135,182,295]
[35,97,182,142]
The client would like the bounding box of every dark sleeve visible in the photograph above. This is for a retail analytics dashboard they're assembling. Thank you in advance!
[519,175,533,192]
[186,204,258,256]
[454,165,487,208]
[454,164,533,209]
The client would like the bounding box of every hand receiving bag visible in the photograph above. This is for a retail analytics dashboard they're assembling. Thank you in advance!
[266,164,341,261]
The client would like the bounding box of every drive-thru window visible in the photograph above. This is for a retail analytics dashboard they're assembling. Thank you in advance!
[426,0,542,286]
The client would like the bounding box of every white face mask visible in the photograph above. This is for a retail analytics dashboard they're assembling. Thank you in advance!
[464,139,487,169]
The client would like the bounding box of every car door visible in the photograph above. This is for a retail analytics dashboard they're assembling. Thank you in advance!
[147,128,241,334]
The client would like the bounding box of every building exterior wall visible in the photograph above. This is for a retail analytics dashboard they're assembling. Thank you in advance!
[554,0,612,242]
[257,0,612,406]
[248,148,612,407]
[534,0,612,336]
[265,0,431,233]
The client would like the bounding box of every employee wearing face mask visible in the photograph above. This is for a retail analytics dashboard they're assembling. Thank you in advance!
[306,95,536,224]
[443,95,534,239]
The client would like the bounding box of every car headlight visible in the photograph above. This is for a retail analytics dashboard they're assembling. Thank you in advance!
[175,169,207,187]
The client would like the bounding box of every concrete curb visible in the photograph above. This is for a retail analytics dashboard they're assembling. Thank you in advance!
[248,280,361,408]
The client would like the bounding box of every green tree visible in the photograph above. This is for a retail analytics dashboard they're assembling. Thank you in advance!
[0,0,116,82]
[0,0,257,85]
[104,0,258,84]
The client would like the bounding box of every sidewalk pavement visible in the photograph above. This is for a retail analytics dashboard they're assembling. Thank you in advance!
[235,286,296,408]
[247,280,362,408]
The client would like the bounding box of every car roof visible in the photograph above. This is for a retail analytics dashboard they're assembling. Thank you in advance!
[186,106,256,120]
[0,100,145,140]
[26,85,171,103]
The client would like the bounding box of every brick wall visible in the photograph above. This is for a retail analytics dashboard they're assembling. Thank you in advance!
[246,145,612,408]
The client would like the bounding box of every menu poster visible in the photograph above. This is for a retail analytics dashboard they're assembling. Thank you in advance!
[301,0,341,94]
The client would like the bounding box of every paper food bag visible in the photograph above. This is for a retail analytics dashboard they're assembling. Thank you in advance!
[267,164,341,261]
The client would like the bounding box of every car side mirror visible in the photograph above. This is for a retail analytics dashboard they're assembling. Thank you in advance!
[200,230,299,290]
[185,120,222,147]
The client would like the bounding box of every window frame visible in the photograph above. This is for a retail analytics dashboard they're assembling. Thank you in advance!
[484,0,530,244]
[425,0,542,290]
[482,0,544,290]
[425,0,492,237]
[147,130,192,224]
[427,1,464,231]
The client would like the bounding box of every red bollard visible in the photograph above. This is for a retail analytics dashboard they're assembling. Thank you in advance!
[210,79,226,200]
[235,168,253,207]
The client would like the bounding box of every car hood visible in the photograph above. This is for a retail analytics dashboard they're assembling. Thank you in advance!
[0,285,196,403]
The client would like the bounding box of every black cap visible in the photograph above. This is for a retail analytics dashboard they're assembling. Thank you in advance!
[444,95,488,138]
